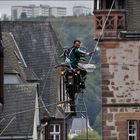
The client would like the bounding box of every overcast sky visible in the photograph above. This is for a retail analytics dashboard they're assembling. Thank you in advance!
[0,1,94,16]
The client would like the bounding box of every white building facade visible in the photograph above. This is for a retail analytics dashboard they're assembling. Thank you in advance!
[49,7,66,17]
[11,5,50,20]
[11,5,66,20]
[73,6,91,16]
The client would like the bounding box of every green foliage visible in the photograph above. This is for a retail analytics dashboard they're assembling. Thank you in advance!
[70,130,102,140]
[85,70,101,127]
[51,16,94,47]
[20,12,27,19]
[16,15,49,21]
[93,113,102,135]
[1,14,9,21]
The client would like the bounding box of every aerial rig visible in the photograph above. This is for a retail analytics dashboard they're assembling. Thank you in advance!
[55,62,96,116]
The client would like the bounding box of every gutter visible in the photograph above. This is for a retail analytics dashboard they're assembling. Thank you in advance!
[0,135,32,139]
[120,31,140,38]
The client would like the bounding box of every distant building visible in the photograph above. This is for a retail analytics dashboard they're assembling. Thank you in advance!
[11,5,50,20]
[69,117,93,139]
[73,6,91,16]
[49,7,66,17]
[11,5,66,20]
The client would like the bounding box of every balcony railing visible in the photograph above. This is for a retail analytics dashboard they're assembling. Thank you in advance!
[94,10,126,39]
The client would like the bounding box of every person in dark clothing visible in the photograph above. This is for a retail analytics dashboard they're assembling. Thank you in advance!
[64,40,94,88]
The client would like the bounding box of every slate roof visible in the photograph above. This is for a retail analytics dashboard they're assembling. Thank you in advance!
[0,32,39,138]
[2,21,63,116]
[2,32,39,83]
[2,32,26,79]
[24,67,39,82]
[0,84,37,137]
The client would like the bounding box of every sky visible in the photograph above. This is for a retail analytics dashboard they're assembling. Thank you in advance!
[0,0,94,16]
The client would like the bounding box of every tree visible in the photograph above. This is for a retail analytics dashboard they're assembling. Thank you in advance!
[20,12,27,19]
[70,130,102,140]
[93,113,102,135]
[1,14,9,21]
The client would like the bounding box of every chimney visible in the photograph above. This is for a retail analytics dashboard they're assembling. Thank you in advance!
[0,21,4,105]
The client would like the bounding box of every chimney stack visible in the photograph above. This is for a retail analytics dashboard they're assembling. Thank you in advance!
[0,21,4,105]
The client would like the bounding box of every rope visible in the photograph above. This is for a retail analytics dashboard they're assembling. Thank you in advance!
[0,118,5,125]
[0,116,16,136]
[0,102,60,120]
[0,102,58,134]
[82,92,89,140]
[0,100,77,134]
[88,0,116,64]
[39,96,51,116]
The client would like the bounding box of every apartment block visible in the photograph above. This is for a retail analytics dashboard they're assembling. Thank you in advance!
[73,6,91,16]
[11,5,67,20]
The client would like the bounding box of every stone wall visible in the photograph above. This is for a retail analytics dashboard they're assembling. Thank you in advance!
[103,106,140,140]
[101,40,140,105]
[100,40,140,139]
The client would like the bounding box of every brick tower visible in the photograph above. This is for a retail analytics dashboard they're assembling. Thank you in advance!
[93,0,140,139]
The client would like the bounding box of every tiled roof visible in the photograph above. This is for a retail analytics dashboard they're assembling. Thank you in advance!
[3,32,39,83]
[70,118,90,133]
[2,32,27,81]
[0,84,37,136]
[0,31,40,137]
[2,21,63,116]
[24,67,39,82]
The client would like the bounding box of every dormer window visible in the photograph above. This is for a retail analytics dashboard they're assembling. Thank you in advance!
[4,73,22,84]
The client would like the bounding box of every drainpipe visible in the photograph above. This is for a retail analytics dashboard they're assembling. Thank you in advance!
[0,21,4,105]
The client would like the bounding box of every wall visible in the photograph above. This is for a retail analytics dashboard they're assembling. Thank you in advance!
[100,39,140,139]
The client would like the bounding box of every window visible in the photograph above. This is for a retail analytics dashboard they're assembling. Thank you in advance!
[4,74,22,84]
[50,124,60,140]
[128,120,137,140]
[106,0,115,9]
